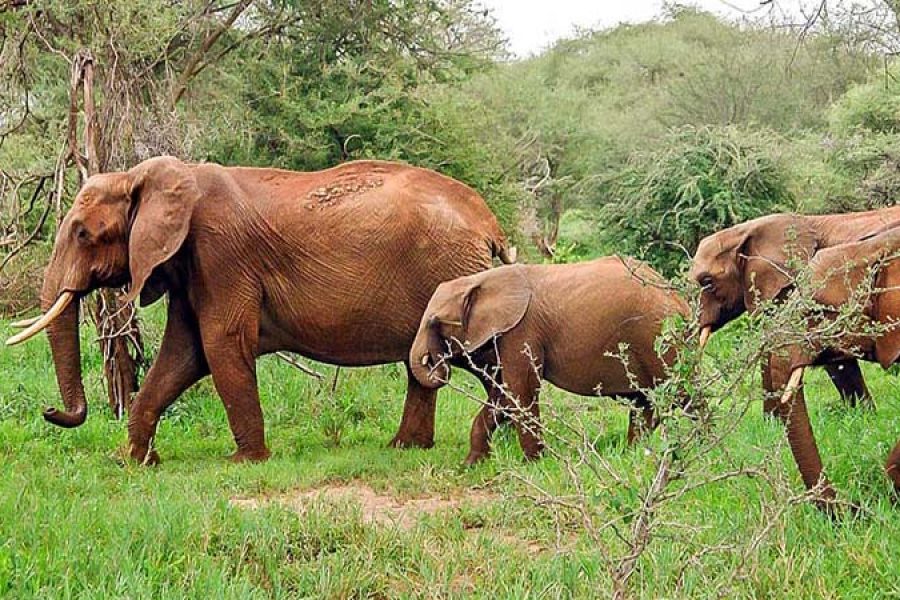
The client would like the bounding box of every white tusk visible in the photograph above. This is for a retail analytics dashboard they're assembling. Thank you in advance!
[780,367,805,405]
[10,315,41,328]
[421,354,429,366]
[5,292,74,346]
[698,326,712,349]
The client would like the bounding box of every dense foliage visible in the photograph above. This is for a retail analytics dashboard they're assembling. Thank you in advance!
[602,126,794,276]
[420,7,887,267]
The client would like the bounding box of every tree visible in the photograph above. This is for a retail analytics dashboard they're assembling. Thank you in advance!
[602,125,794,276]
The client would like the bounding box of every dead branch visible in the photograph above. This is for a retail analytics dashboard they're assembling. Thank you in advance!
[276,351,325,380]
[0,176,52,273]
[170,0,253,107]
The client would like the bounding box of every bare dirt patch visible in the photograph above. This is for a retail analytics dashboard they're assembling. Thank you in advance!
[231,483,498,531]
[231,483,563,554]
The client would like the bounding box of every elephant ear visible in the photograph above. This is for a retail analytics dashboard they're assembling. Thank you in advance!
[123,156,199,306]
[809,243,872,309]
[739,244,792,312]
[808,232,900,368]
[739,220,817,311]
[461,267,532,351]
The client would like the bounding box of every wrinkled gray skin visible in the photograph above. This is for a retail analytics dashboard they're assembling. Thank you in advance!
[410,257,689,465]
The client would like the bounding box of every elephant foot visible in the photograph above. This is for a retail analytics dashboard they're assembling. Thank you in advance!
[229,447,272,463]
[128,444,161,466]
[811,484,843,518]
[521,444,546,462]
[463,450,489,466]
[387,433,435,449]
[762,405,780,420]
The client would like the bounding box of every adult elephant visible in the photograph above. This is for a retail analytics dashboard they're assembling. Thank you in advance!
[6,156,513,464]
[689,208,900,413]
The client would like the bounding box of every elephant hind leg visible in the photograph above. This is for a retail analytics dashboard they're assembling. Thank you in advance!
[626,394,656,445]
[388,363,437,449]
[198,302,270,462]
[824,359,873,410]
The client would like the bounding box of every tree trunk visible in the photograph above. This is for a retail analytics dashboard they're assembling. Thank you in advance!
[91,289,142,418]
[77,51,144,417]
[532,194,563,259]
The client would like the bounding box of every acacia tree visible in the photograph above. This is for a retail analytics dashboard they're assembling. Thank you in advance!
[207,0,506,168]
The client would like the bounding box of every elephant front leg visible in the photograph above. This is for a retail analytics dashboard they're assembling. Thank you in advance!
[128,295,209,465]
[498,350,545,461]
[465,379,509,465]
[824,359,873,410]
[389,363,437,449]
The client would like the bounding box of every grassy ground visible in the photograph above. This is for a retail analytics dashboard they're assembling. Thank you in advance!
[1,308,900,599]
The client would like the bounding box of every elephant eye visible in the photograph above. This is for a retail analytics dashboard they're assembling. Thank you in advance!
[74,224,91,244]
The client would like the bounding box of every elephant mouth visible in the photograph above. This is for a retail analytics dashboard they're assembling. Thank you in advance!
[419,352,450,384]
[699,301,745,333]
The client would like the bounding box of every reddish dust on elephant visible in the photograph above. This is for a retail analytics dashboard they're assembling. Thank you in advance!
[690,207,900,414]
[6,156,513,463]
[409,256,690,465]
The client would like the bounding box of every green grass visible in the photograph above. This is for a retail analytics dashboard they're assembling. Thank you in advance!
[2,310,900,598]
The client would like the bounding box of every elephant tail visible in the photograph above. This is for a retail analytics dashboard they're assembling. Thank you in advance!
[491,237,517,264]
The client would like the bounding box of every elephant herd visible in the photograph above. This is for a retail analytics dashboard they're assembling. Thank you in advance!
[6,156,900,512]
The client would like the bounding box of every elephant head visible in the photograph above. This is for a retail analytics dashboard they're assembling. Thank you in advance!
[6,156,199,427]
[410,267,532,388]
[689,215,819,344]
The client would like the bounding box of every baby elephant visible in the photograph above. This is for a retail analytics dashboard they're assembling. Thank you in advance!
[409,257,690,464]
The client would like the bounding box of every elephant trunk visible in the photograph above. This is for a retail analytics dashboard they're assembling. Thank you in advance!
[41,276,87,428]
[410,317,450,389]
[778,369,836,507]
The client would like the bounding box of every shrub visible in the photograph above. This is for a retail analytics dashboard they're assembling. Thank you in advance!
[601,125,794,277]
[0,242,51,316]
[816,71,900,212]
[828,73,900,135]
